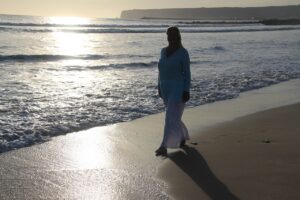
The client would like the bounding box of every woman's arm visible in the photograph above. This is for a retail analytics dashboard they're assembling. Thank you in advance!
[158,74,162,98]
[182,49,191,92]
[157,48,164,98]
[182,49,191,102]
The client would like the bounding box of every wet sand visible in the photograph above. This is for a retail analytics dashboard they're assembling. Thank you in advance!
[158,103,300,200]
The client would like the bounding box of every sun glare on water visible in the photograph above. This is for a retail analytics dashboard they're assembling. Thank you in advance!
[46,16,108,90]
[49,17,92,55]
[49,16,91,25]
[52,31,89,56]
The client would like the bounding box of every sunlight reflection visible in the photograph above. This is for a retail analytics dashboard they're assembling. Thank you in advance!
[52,31,89,55]
[49,16,90,25]
[72,140,104,169]
[68,126,115,169]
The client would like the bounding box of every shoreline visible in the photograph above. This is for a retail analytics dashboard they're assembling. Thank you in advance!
[1,14,300,154]
[0,79,300,199]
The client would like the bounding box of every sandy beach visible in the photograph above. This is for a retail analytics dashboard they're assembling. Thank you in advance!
[1,4,300,200]
[158,102,300,200]
[1,79,300,199]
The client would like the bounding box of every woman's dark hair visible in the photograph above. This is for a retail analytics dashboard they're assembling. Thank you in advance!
[166,26,183,48]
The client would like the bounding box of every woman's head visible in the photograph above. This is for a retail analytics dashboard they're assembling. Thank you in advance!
[166,26,183,48]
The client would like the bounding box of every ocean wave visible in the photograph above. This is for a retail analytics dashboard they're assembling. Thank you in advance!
[88,61,158,69]
[0,22,173,28]
[0,45,9,49]
[66,61,158,71]
[1,26,300,34]
[64,60,202,71]
[211,46,226,51]
[177,20,259,24]
[0,21,253,28]
[0,54,105,62]
[0,54,153,62]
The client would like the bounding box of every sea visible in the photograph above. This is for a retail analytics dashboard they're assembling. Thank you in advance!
[0,14,300,153]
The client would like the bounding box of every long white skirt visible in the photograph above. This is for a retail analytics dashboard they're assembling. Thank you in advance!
[161,100,189,148]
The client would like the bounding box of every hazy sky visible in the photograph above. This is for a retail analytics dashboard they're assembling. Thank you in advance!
[0,0,299,18]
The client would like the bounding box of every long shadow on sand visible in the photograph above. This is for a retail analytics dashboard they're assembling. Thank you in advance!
[167,145,240,200]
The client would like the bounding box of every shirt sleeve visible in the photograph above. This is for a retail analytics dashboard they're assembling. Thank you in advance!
[157,48,164,87]
[157,73,160,88]
[182,49,191,92]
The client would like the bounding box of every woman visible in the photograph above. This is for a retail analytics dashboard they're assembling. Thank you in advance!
[156,26,191,156]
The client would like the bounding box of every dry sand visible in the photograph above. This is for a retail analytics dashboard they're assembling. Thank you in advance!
[158,103,300,200]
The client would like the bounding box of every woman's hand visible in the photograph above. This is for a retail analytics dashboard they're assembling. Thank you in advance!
[182,91,190,102]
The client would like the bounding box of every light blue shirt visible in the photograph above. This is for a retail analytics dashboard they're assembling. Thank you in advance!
[158,47,191,102]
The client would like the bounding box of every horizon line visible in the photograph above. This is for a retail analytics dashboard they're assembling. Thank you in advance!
[0,4,299,19]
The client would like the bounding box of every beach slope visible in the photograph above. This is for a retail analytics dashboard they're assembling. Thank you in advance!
[1,79,300,199]
[158,103,300,200]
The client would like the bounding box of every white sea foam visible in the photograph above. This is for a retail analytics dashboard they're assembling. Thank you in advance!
[1,26,300,34]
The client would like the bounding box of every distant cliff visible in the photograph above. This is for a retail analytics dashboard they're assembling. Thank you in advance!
[120,5,300,20]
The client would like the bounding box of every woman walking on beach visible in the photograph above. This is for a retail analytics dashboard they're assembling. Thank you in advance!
[155,26,191,156]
